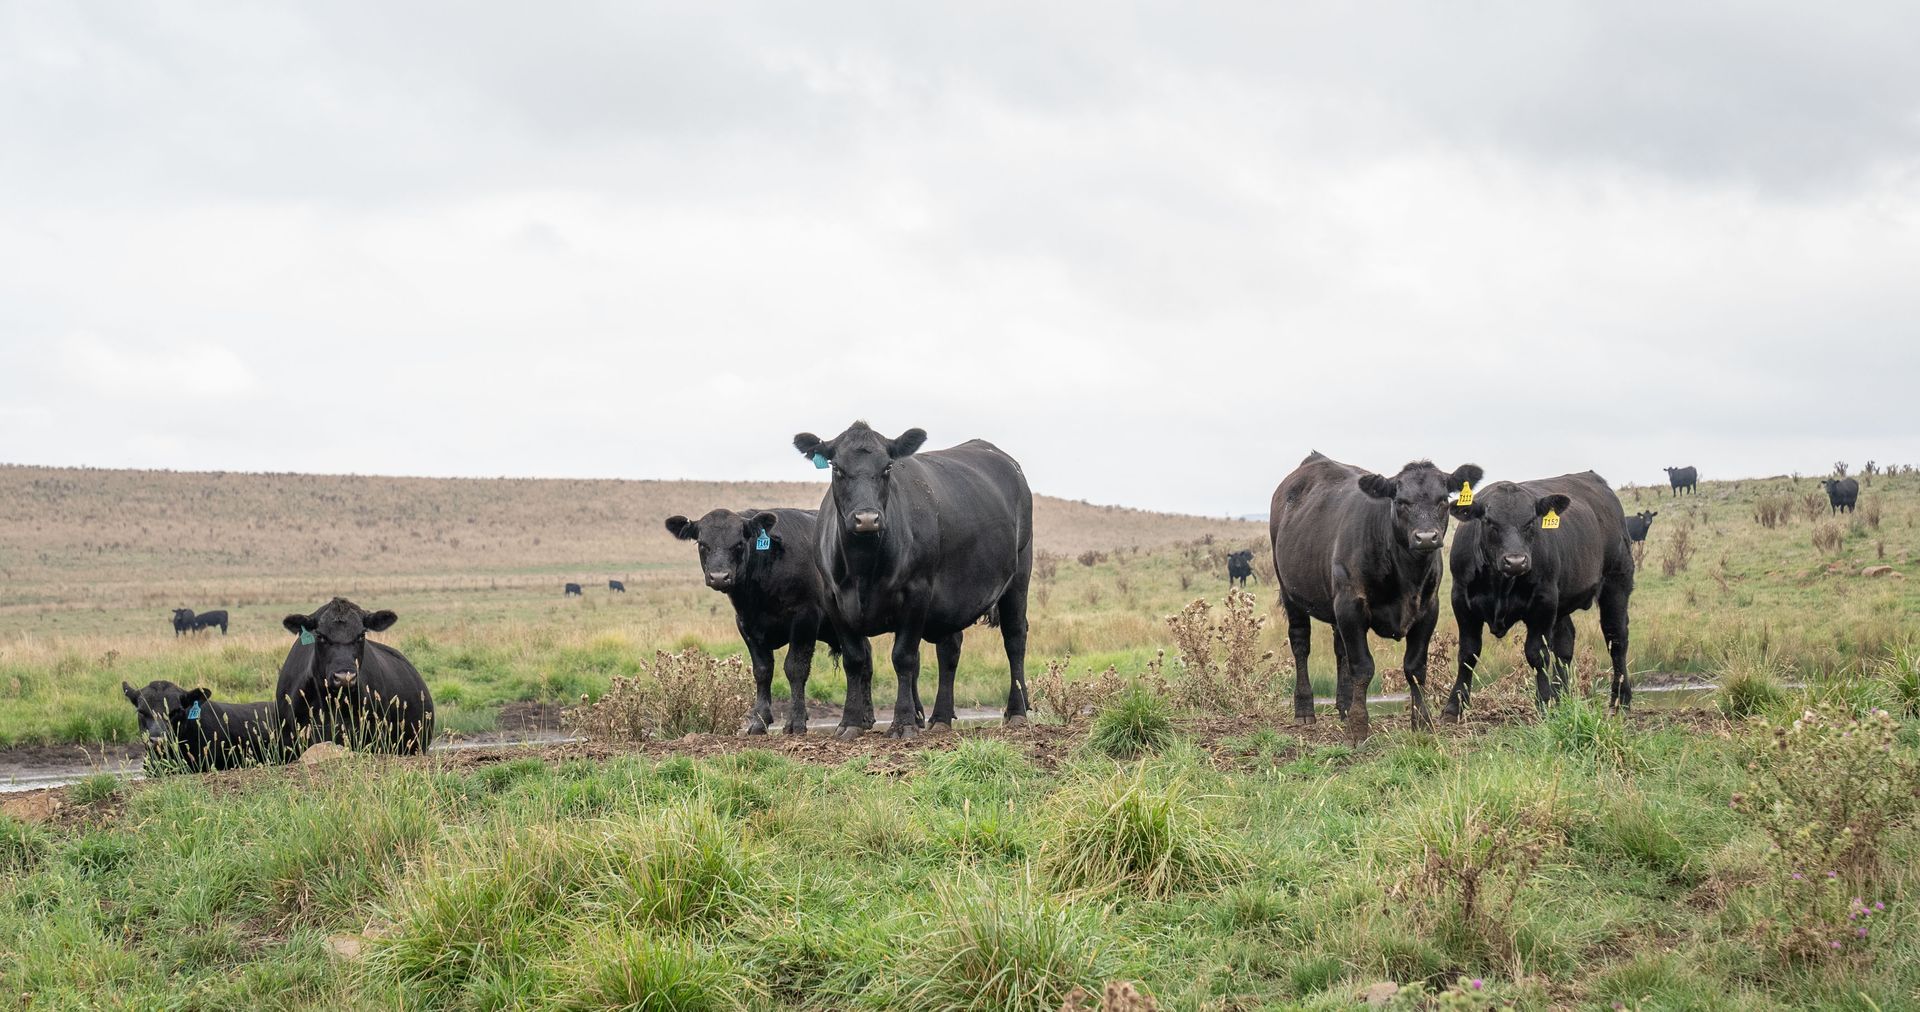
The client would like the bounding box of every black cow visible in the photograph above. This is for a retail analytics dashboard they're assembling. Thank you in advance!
[1819,477,1859,514]
[563,583,583,596]
[170,608,228,635]
[1662,466,1698,496]
[608,579,626,593]
[1625,510,1658,542]
[1226,550,1255,589]
[793,422,1033,739]
[1446,472,1635,715]
[273,598,434,758]
[122,680,274,772]
[1270,452,1483,736]
[665,508,840,735]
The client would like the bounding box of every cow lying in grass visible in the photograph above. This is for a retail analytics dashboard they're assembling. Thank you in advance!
[121,679,274,772]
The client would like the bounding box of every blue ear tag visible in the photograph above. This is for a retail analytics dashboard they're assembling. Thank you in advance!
[186,701,202,720]
[298,628,315,645]
[755,530,771,551]
[811,453,829,469]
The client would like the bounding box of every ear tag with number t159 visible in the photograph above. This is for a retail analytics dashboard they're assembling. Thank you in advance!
[1541,509,1561,530]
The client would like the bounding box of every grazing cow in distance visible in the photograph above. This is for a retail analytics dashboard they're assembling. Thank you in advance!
[1663,466,1698,496]
[1447,472,1635,715]
[563,583,582,596]
[170,608,229,635]
[122,680,275,772]
[665,508,841,734]
[1270,452,1484,736]
[608,579,626,593]
[1625,510,1658,542]
[274,598,434,758]
[793,421,1033,739]
[1226,550,1255,589]
[1819,477,1859,514]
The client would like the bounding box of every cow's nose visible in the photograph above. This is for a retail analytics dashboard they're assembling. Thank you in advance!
[706,571,734,588]
[1499,554,1531,575]
[851,510,882,534]
[1410,530,1443,551]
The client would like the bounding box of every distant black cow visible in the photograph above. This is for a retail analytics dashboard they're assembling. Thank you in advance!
[563,583,582,596]
[666,508,841,734]
[1226,550,1255,589]
[122,680,274,772]
[793,422,1033,739]
[170,608,228,635]
[273,598,434,758]
[1663,466,1698,496]
[1819,477,1859,514]
[1446,472,1635,715]
[1625,510,1658,542]
[1270,452,1483,736]
[608,579,626,593]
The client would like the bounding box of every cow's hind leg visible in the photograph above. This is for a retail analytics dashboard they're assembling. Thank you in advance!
[930,631,962,729]
[887,631,925,739]
[1330,626,1350,720]
[1333,596,1375,740]
[1284,601,1315,724]
[996,576,1031,726]
[1599,581,1632,712]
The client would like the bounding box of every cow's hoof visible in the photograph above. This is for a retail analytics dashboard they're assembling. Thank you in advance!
[745,724,768,736]
[1294,712,1316,726]
[782,724,808,736]
[926,721,954,735]
[887,722,921,740]
[1439,708,1462,724]
[833,724,864,741]
[1004,714,1028,728]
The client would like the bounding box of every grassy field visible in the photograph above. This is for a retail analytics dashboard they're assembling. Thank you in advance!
[3,465,1920,1009]
[2,466,1919,748]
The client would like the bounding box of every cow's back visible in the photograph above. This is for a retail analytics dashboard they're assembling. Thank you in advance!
[1518,471,1631,593]
[365,641,434,749]
[1270,453,1367,615]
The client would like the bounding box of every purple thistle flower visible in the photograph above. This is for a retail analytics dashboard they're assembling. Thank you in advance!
[1831,941,1842,949]
[1858,928,1869,937]
[1875,902,1885,911]
[1792,873,1803,880]
[1828,871,1838,879]
[1471,979,1483,990]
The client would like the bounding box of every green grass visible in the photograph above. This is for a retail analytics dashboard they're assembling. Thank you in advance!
[2,698,1915,1009]
[1085,687,1174,759]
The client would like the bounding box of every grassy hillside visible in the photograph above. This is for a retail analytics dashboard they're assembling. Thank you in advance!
[1,465,1917,748]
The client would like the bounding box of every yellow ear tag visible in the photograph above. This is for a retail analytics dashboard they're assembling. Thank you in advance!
[1455,481,1474,507]
[1541,509,1561,530]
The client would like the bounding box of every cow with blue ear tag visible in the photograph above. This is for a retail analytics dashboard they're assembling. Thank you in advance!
[121,679,275,772]
[664,508,842,735]
[273,597,434,759]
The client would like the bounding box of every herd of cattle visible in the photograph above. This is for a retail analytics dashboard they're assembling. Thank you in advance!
[127,427,1878,769]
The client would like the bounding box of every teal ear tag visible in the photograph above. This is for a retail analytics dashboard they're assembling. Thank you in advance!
[811,453,829,469]
[298,628,315,645]
[186,701,202,720]
[755,530,771,551]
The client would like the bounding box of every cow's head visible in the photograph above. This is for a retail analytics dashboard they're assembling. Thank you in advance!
[1452,482,1571,577]
[1357,460,1484,554]
[1639,510,1659,524]
[1228,550,1253,566]
[1664,467,1681,476]
[282,597,396,690]
[122,680,210,743]
[794,422,927,537]
[665,509,780,591]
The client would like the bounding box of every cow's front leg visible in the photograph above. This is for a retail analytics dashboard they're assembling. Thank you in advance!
[836,634,876,740]
[782,626,816,735]
[744,638,777,735]
[931,631,962,729]
[1402,601,1438,732]
[1523,623,1553,709]
[1446,611,1484,722]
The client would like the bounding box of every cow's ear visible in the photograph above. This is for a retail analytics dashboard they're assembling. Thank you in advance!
[185,687,211,703]
[665,516,699,540]
[793,433,829,461]
[752,512,778,533]
[122,681,137,703]
[1648,511,1658,519]
[1535,494,1572,518]
[363,610,398,633]
[1451,502,1485,521]
[283,614,313,635]
[1357,474,1397,499]
[1448,464,1485,492]
[888,428,928,459]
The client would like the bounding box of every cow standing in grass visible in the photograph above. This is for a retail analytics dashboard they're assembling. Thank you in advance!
[793,422,1033,739]
[1446,472,1635,715]
[1819,477,1859,514]
[122,680,275,772]
[665,508,841,735]
[170,608,228,635]
[1625,510,1658,542]
[1226,550,1255,589]
[273,598,434,758]
[1270,452,1483,737]
[1663,466,1698,496]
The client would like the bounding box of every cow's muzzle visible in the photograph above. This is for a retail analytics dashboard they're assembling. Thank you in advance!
[329,670,359,686]
[1410,529,1443,552]
[1498,554,1532,576]
[705,571,735,590]
[850,510,883,535]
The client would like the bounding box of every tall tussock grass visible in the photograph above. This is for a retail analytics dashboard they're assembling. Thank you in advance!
[1038,764,1242,899]
[904,876,1118,1012]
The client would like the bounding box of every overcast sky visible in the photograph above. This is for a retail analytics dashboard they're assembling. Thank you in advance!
[3,2,1916,515]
